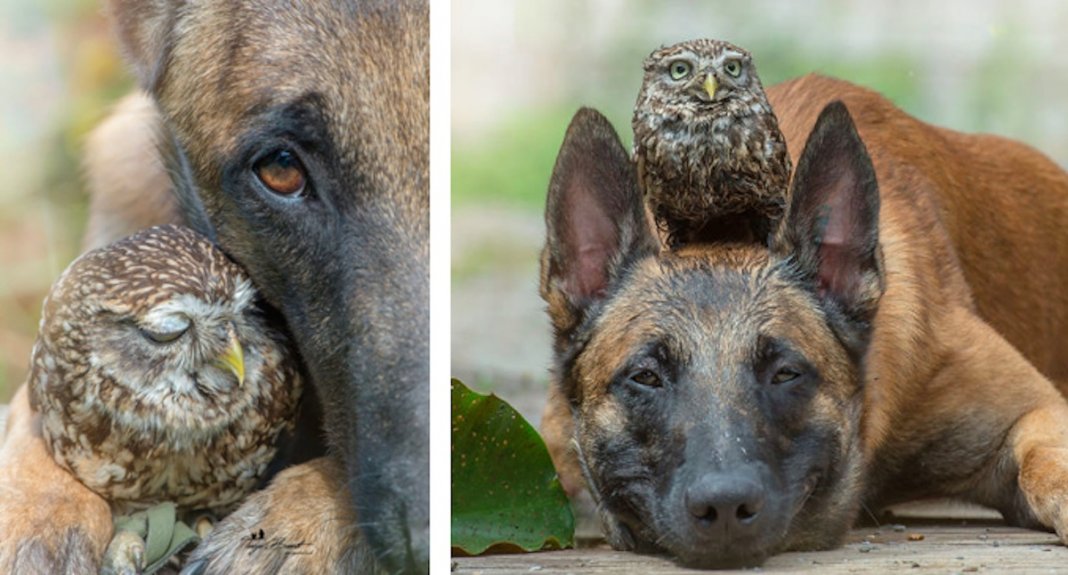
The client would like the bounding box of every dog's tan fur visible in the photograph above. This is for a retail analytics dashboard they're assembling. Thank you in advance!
[0,387,113,573]
[542,74,1068,558]
[183,457,376,574]
[770,77,1068,391]
[765,76,1068,499]
[82,93,179,252]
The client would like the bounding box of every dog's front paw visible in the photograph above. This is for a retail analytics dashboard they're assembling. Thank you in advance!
[0,386,113,573]
[3,526,101,575]
[0,469,112,573]
[1008,405,1068,543]
[181,457,374,575]
[1017,443,1068,539]
[0,463,112,574]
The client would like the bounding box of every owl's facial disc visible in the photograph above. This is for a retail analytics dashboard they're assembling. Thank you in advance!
[136,294,249,389]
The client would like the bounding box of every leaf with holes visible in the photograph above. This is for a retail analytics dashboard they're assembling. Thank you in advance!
[451,379,574,555]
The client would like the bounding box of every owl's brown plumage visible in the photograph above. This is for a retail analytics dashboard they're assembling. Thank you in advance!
[633,38,791,246]
[28,225,301,517]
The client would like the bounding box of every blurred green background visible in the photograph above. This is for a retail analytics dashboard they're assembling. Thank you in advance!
[452,0,1068,424]
[0,0,132,401]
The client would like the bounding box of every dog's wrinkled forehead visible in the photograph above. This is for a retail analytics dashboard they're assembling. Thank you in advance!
[578,246,853,397]
[159,0,428,200]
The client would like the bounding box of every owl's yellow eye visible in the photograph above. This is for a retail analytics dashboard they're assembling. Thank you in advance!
[668,60,692,80]
[724,59,742,78]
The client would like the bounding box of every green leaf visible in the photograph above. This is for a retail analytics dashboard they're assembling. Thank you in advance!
[451,379,574,555]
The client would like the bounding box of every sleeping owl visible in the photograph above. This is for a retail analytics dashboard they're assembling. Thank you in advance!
[28,225,302,518]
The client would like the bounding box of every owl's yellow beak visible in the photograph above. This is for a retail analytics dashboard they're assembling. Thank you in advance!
[214,331,245,387]
[704,74,718,101]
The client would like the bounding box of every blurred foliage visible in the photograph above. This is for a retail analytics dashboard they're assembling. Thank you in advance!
[0,0,133,400]
[453,106,599,212]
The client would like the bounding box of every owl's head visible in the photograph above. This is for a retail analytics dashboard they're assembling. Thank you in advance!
[34,224,294,442]
[638,39,762,115]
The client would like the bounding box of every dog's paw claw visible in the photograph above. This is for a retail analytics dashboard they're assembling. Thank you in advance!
[100,530,145,575]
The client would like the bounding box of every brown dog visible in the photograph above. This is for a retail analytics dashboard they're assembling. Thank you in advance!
[0,1,428,573]
[540,74,1068,567]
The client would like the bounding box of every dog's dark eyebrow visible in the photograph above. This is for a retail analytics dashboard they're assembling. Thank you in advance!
[609,338,680,384]
[755,335,793,364]
[241,93,335,151]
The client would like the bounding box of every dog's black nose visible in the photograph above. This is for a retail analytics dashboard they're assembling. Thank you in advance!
[685,472,766,538]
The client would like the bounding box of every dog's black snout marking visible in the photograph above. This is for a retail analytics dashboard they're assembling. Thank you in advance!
[685,472,766,537]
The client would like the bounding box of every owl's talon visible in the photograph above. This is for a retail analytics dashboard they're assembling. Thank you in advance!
[133,545,144,573]
[190,513,216,539]
[101,529,145,575]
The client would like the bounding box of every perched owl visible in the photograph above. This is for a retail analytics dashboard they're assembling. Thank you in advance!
[28,225,302,518]
[633,38,791,246]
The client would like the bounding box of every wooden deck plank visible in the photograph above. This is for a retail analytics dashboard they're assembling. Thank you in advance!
[453,503,1068,574]
[453,529,1065,574]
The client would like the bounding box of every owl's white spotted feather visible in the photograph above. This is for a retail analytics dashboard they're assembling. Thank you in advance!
[28,225,302,516]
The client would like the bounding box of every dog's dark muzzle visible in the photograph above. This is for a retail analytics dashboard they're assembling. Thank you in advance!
[342,317,429,575]
[283,216,429,573]
[342,238,429,574]
[663,462,786,568]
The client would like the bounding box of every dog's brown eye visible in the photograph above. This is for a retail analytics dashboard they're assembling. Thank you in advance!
[254,150,306,196]
[772,368,801,385]
[629,369,662,388]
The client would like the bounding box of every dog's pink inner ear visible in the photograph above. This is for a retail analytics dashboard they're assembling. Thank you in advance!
[545,107,656,312]
[784,101,882,317]
[562,178,618,300]
[813,172,865,299]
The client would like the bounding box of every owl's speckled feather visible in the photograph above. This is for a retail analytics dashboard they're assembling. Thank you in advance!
[28,225,301,516]
[633,38,791,245]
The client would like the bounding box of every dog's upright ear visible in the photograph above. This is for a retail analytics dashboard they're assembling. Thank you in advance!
[773,101,884,358]
[540,107,658,351]
[107,0,178,93]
